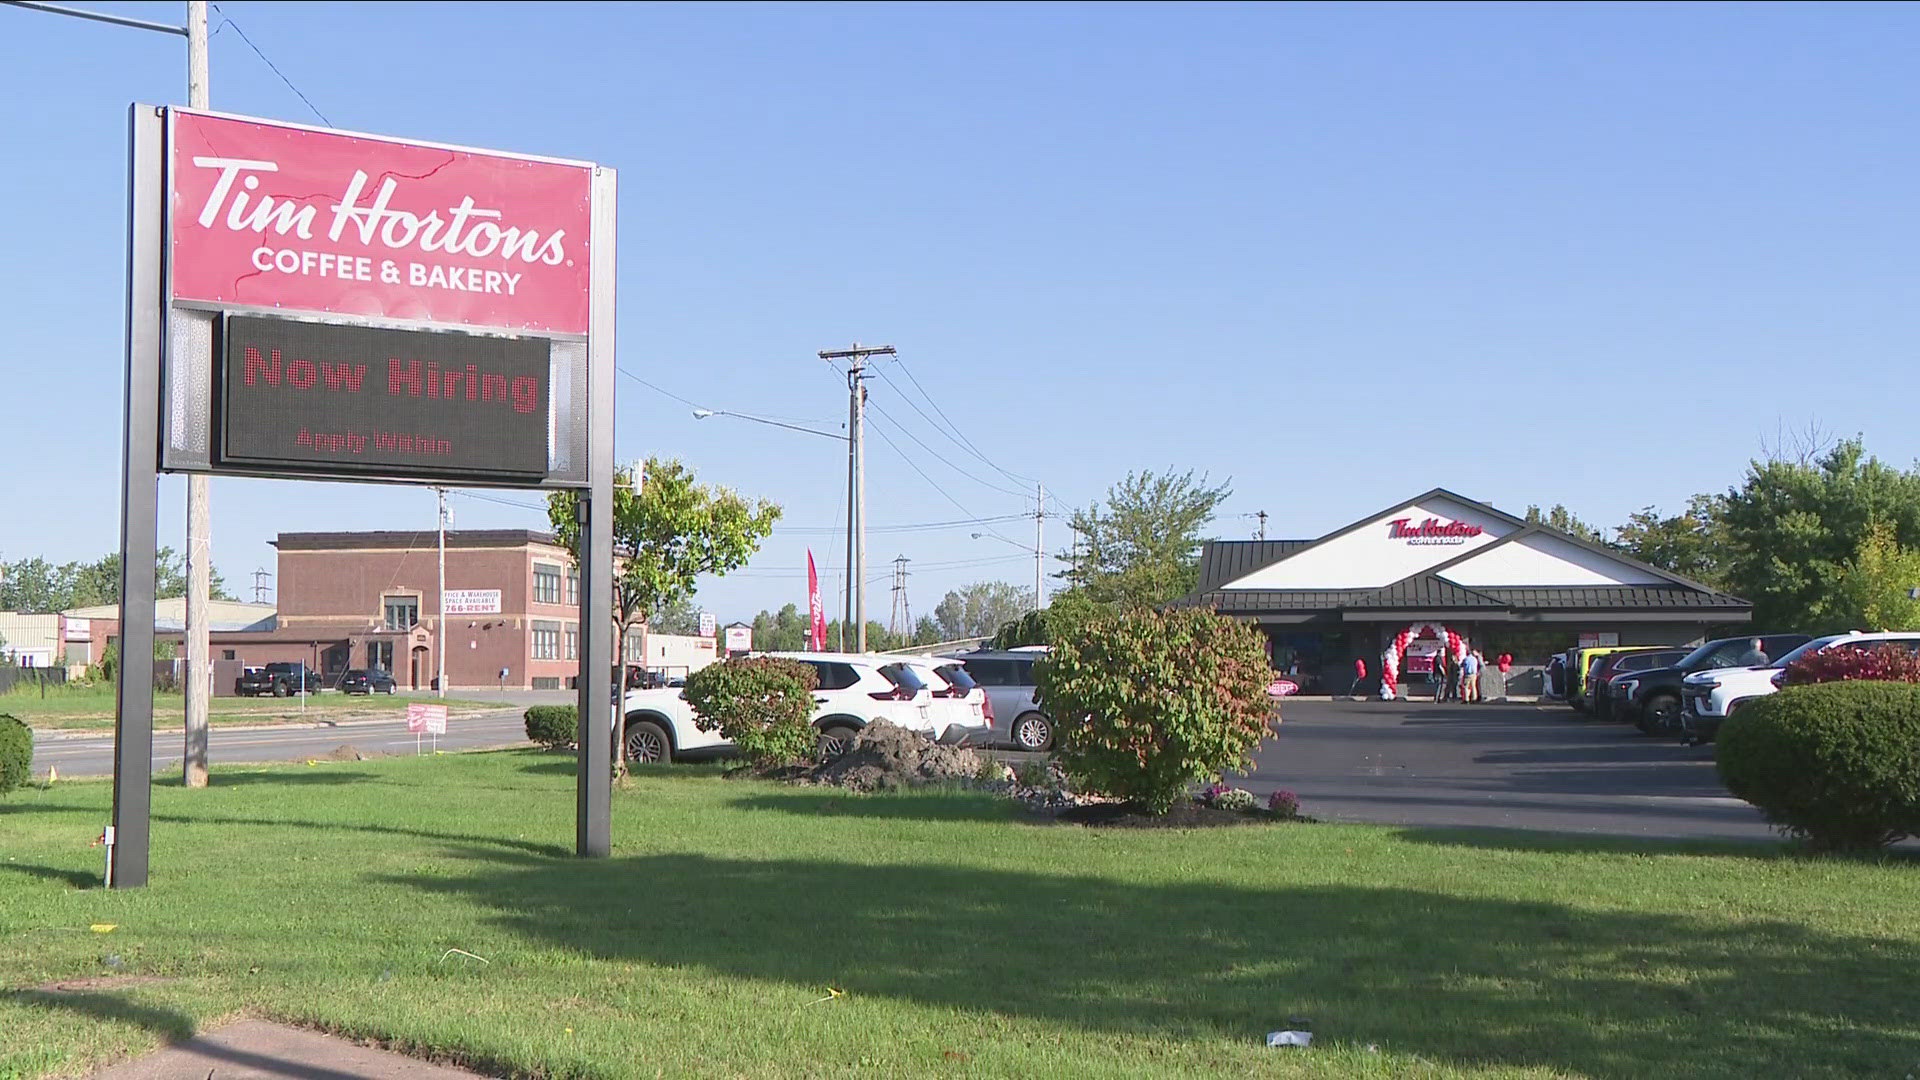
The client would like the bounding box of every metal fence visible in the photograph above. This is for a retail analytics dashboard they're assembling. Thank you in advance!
[0,666,70,695]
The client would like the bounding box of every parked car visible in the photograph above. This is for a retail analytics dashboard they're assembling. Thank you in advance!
[942,648,1053,751]
[1566,646,1675,713]
[1679,631,1920,744]
[616,652,942,764]
[338,668,397,695]
[1614,634,1813,735]
[235,662,324,698]
[896,656,995,745]
[1588,648,1690,719]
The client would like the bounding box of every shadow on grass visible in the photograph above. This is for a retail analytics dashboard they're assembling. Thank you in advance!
[727,790,1022,823]
[198,770,383,787]
[382,849,1920,1078]
[1394,824,1920,863]
[2,989,195,1043]
[151,813,570,859]
[0,861,97,889]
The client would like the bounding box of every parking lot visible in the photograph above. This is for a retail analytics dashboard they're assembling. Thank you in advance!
[1234,698,1774,841]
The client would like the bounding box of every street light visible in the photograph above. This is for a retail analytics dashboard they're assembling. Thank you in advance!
[691,407,843,442]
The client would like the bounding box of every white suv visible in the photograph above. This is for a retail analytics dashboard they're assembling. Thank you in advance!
[897,656,995,745]
[619,652,939,763]
[1680,631,1920,743]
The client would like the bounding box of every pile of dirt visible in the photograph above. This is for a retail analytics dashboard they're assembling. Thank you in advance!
[806,720,986,791]
[316,744,387,762]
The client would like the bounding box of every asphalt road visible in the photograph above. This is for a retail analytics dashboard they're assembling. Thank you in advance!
[33,695,1779,842]
[32,708,533,777]
[1240,698,1774,841]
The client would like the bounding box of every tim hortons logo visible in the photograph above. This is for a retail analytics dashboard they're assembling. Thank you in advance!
[1387,518,1485,545]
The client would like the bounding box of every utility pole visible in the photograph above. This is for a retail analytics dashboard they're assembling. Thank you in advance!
[182,0,211,790]
[1034,483,1045,613]
[819,343,895,652]
[436,487,448,698]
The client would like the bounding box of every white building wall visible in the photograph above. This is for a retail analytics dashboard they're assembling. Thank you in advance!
[1441,533,1669,587]
[1222,498,1517,590]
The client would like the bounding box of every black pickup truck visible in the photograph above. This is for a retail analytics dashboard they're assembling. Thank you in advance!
[1616,633,1812,735]
[235,662,325,698]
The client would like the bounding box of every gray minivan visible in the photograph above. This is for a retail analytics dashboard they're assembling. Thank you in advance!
[944,648,1053,751]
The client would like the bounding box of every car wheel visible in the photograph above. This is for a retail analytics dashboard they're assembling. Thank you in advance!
[1012,712,1053,752]
[624,720,673,765]
[1641,694,1680,735]
[272,681,290,698]
[817,723,860,759]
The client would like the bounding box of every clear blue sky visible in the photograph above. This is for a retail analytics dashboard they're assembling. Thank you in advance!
[4,2,1918,624]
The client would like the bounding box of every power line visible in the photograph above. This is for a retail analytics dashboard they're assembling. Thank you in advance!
[208,4,331,127]
[616,366,705,409]
[863,415,1021,547]
[865,399,1028,499]
[881,360,1036,486]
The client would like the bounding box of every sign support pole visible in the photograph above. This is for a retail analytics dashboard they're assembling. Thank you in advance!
[575,165,617,859]
[110,104,166,889]
[182,0,212,789]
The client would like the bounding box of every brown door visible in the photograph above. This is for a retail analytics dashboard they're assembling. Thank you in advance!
[409,646,430,689]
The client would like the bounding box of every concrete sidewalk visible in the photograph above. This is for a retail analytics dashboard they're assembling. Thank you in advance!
[86,1019,495,1079]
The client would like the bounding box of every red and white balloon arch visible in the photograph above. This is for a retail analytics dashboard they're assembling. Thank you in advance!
[1381,623,1468,699]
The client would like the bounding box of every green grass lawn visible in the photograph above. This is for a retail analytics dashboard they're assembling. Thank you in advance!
[0,684,496,730]
[2,753,1917,1079]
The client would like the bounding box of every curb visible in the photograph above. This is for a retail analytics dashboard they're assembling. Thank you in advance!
[32,708,519,741]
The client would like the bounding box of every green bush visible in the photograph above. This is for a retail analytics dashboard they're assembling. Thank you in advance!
[0,714,31,796]
[524,705,578,751]
[1035,606,1274,814]
[683,656,819,768]
[1717,681,1920,851]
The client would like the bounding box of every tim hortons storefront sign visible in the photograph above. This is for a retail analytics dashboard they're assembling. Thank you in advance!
[171,110,592,334]
[1387,517,1486,546]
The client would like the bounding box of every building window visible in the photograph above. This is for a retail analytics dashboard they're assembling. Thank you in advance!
[565,567,579,606]
[533,564,563,605]
[368,640,394,672]
[624,628,645,663]
[532,622,561,661]
[532,677,562,690]
[221,649,237,661]
[383,596,419,631]
[564,624,579,661]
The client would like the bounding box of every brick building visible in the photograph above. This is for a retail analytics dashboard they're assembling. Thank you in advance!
[270,529,588,691]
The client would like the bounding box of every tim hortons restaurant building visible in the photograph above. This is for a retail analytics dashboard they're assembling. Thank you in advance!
[1184,489,1753,696]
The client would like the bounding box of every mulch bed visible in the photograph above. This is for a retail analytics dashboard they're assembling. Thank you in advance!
[1054,802,1299,829]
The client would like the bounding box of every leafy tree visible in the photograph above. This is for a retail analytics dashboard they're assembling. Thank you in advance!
[549,457,781,777]
[1719,438,1920,633]
[647,595,704,636]
[1059,469,1231,610]
[990,589,1098,649]
[1835,523,1920,632]
[0,548,231,612]
[1614,494,1731,589]
[749,604,810,652]
[911,615,945,646]
[1524,504,1610,545]
[821,619,898,653]
[932,580,1034,640]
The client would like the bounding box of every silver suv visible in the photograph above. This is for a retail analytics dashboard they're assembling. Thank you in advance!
[944,648,1053,751]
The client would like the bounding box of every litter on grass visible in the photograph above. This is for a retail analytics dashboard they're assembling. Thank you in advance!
[1267,1030,1313,1048]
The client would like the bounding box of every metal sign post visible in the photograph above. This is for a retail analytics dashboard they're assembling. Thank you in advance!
[110,104,616,885]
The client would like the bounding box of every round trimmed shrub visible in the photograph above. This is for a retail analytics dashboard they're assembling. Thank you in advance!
[1717,681,1920,851]
[524,705,578,751]
[683,656,819,768]
[0,714,31,796]
[1035,606,1274,814]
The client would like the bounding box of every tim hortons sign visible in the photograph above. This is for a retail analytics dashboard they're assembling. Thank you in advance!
[1386,517,1486,546]
[171,110,592,333]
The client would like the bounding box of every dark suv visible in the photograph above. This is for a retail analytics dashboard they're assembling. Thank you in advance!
[1589,648,1690,720]
[339,668,397,695]
[235,662,325,698]
[943,649,1052,751]
[1616,633,1812,735]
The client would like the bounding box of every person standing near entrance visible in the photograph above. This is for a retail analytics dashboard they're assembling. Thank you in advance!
[1437,648,1456,702]
[1461,649,1482,703]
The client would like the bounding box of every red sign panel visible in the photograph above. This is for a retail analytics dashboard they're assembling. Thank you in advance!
[170,111,592,334]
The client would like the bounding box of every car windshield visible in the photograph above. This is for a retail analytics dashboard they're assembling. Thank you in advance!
[1769,635,1848,669]
[1675,641,1745,670]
